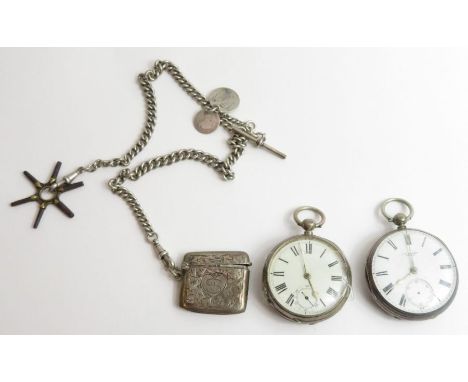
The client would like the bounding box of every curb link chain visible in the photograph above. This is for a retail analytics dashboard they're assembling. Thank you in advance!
[65,60,253,280]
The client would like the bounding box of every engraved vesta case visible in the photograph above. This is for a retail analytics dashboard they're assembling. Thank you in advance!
[180,251,251,314]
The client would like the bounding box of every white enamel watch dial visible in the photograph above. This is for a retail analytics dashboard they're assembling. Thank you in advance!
[367,229,458,318]
[366,199,458,320]
[263,207,352,324]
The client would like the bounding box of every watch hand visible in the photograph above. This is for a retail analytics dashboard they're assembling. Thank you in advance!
[301,291,314,306]
[305,276,319,301]
[394,271,412,286]
[405,231,417,273]
[298,243,320,300]
[298,243,308,272]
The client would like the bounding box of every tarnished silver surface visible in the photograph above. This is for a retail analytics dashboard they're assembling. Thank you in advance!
[180,252,251,314]
[380,198,414,227]
[207,87,240,112]
[193,110,220,134]
[293,206,326,234]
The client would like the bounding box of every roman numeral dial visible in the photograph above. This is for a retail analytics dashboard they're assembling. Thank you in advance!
[265,236,351,320]
[369,228,458,317]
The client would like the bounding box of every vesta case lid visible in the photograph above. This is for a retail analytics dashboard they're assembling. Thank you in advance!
[182,251,251,268]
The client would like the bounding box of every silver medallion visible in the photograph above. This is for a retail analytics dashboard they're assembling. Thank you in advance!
[207,87,240,112]
[193,110,220,134]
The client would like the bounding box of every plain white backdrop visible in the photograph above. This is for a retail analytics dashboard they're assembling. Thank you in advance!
[1,48,467,334]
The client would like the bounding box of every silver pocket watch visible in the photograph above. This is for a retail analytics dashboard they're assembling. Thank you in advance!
[263,206,352,324]
[366,198,458,320]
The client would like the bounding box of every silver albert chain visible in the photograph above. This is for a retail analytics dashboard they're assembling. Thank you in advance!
[11,60,286,314]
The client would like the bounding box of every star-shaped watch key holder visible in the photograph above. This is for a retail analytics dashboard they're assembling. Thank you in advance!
[11,161,84,228]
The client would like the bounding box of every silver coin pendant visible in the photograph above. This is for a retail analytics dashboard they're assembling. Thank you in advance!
[207,87,240,112]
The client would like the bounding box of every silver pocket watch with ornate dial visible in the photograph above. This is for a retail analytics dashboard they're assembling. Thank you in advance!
[263,206,352,324]
[366,198,458,320]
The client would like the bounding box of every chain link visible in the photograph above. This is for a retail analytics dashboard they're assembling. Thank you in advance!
[73,60,252,280]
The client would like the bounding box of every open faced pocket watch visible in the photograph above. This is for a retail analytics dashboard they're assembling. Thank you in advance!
[366,198,458,320]
[263,206,352,324]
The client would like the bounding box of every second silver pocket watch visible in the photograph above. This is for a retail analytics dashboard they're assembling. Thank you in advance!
[263,206,352,324]
[366,198,458,320]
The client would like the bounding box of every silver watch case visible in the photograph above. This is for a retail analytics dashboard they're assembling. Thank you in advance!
[365,228,459,320]
[263,234,352,324]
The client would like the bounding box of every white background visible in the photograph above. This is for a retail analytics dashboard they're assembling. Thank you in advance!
[1,48,467,334]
